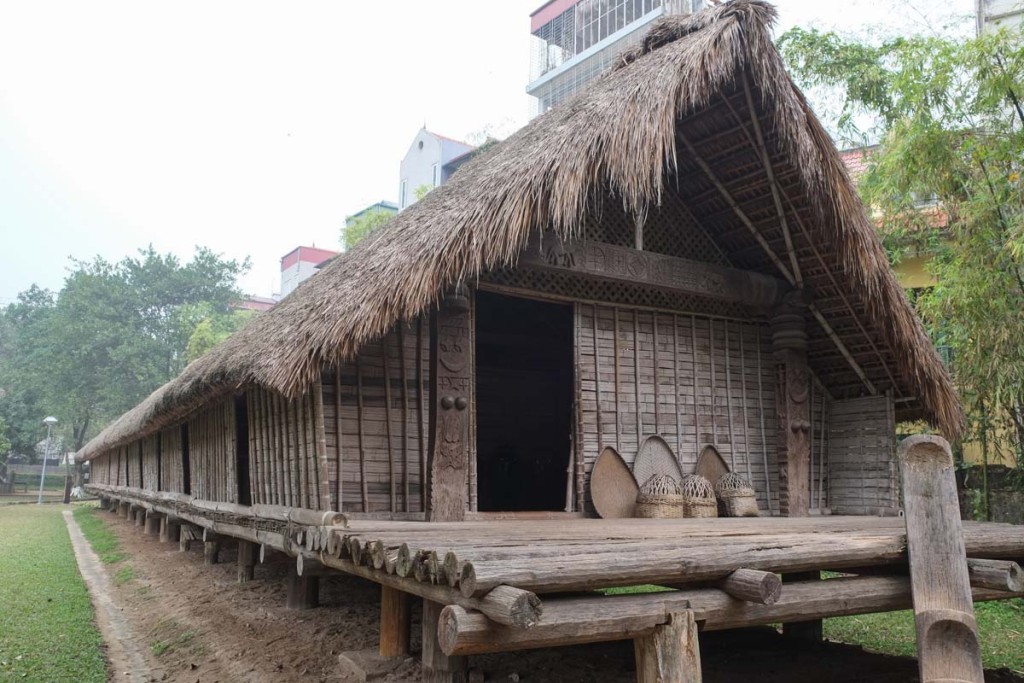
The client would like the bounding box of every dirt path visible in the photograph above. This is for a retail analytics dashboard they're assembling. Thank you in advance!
[72,509,1024,683]
[63,510,154,682]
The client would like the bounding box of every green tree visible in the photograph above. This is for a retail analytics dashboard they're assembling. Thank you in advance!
[185,306,257,362]
[342,208,394,251]
[0,247,250,451]
[779,25,1024,464]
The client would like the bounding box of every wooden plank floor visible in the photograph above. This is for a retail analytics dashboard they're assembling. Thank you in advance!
[332,517,1024,596]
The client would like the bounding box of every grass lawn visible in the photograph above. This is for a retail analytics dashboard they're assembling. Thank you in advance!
[0,504,107,682]
[825,598,1024,672]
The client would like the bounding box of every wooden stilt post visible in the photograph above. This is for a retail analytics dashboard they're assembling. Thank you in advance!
[179,525,193,552]
[380,586,412,658]
[286,564,320,610]
[237,540,256,583]
[899,435,984,683]
[134,507,145,528]
[781,571,823,641]
[160,516,180,544]
[144,512,162,536]
[634,610,702,683]
[203,530,221,565]
[423,599,468,683]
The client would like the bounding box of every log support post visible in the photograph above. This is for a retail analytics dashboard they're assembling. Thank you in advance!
[134,507,146,528]
[899,435,984,683]
[781,571,822,641]
[160,516,180,544]
[123,502,133,521]
[237,540,257,583]
[179,526,193,552]
[428,288,472,522]
[380,586,412,658]
[772,291,811,517]
[286,564,320,610]
[144,511,162,536]
[203,531,221,565]
[423,599,468,683]
[634,610,702,683]
[98,496,108,510]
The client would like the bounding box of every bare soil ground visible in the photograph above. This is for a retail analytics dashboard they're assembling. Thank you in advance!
[90,511,1024,683]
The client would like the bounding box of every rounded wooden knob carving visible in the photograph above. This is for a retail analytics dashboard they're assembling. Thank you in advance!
[455,397,468,411]
[441,396,455,410]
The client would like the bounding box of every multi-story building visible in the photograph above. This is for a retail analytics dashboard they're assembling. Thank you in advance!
[398,128,475,211]
[977,0,1024,34]
[528,0,704,116]
[279,245,340,297]
[346,201,399,228]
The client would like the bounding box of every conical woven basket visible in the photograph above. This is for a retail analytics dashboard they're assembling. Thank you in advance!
[679,474,718,518]
[635,474,683,519]
[714,472,759,517]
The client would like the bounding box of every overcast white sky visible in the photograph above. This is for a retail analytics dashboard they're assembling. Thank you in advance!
[0,0,974,303]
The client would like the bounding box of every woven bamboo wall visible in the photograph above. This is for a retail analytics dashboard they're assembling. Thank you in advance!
[159,426,185,493]
[247,386,329,510]
[188,398,238,503]
[807,382,832,512]
[828,394,897,515]
[126,442,142,489]
[575,305,782,513]
[91,452,109,485]
[321,318,430,514]
[141,433,159,491]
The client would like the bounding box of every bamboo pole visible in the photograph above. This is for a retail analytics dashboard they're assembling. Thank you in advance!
[383,334,397,513]
[592,305,604,452]
[738,324,754,484]
[614,307,622,447]
[723,321,736,470]
[634,310,642,447]
[416,318,426,513]
[356,357,369,512]
[399,324,410,513]
[708,319,717,448]
[673,315,681,456]
[690,315,700,457]
[334,369,343,511]
[756,327,773,515]
[653,312,661,434]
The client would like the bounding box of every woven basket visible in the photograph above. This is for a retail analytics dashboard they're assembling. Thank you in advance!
[635,474,683,519]
[714,472,759,517]
[679,474,718,518]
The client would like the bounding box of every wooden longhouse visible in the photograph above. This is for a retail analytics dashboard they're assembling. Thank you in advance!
[82,3,1024,680]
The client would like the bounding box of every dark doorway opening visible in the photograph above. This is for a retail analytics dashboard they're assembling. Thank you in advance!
[234,395,251,506]
[475,291,573,512]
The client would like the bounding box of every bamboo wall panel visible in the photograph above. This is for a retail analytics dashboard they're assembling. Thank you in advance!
[808,382,832,512]
[321,318,431,515]
[188,398,238,504]
[575,305,780,513]
[126,442,142,489]
[141,433,160,491]
[159,426,185,493]
[91,452,110,485]
[246,385,329,510]
[828,395,897,515]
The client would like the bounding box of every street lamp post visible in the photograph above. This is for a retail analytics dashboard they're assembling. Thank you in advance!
[37,416,58,505]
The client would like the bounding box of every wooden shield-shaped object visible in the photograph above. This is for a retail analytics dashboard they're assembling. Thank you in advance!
[632,435,684,489]
[591,447,639,519]
[696,444,730,485]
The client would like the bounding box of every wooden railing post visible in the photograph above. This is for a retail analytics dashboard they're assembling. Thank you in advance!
[899,435,984,683]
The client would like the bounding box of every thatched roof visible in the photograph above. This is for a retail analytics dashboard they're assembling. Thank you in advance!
[80,0,962,461]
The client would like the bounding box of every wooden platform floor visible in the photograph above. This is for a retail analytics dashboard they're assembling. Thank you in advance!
[334,516,1024,596]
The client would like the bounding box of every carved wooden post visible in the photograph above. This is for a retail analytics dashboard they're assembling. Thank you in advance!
[772,291,811,517]
[899,435,984,683]
[428,288,472,522]
[634,610,702,683]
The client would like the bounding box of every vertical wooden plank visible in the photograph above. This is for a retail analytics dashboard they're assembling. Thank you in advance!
[592,304,603,452]
[756,326,773,515]
[383,332,397,512]
[417,317,427,513]
[690,315,700,456]
[334,368,344,511]
[356,357,370,512]
[399,324,410,513]
[673,314,681,456]
[613,307,621,448]
[809,382,816,510]
[653,311,660,434]
[633,309,641,447]
[738,324,754,485]
[708,318,717,447]
[314,382,330,510]
[723,321,736,470]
